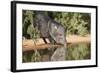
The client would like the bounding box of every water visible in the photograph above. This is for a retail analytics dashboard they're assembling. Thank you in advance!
[66,43,91,60]
[22,43,91,63]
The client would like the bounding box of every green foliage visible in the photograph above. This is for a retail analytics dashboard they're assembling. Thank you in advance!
[52,12,90,36]
[27,25,40,45]
[23,10,33,36]
[23,51,41,62]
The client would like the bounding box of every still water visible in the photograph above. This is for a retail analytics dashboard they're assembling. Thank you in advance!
[66,43,91,60]
[23,43,91,63]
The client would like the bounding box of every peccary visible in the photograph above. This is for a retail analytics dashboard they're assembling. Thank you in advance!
[33,11,66,46]
[33,11,66,61]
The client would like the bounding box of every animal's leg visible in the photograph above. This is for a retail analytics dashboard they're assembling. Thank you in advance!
[48,36,56,44]
[42,37,48,44]
[47,36,57,58]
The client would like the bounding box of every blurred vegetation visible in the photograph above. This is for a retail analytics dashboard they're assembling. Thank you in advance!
[66,43,91,60]
[22,10,91,62]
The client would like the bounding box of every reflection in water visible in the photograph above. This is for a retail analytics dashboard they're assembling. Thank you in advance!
[23,43,91,63]
[66,43,91,60]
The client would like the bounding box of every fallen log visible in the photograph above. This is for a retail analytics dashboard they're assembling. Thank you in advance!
[22,35,91,52]
[23,43,63,52]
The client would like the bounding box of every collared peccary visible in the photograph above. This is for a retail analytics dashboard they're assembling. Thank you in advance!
[33,11,66,45]
[33,11,66,61]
